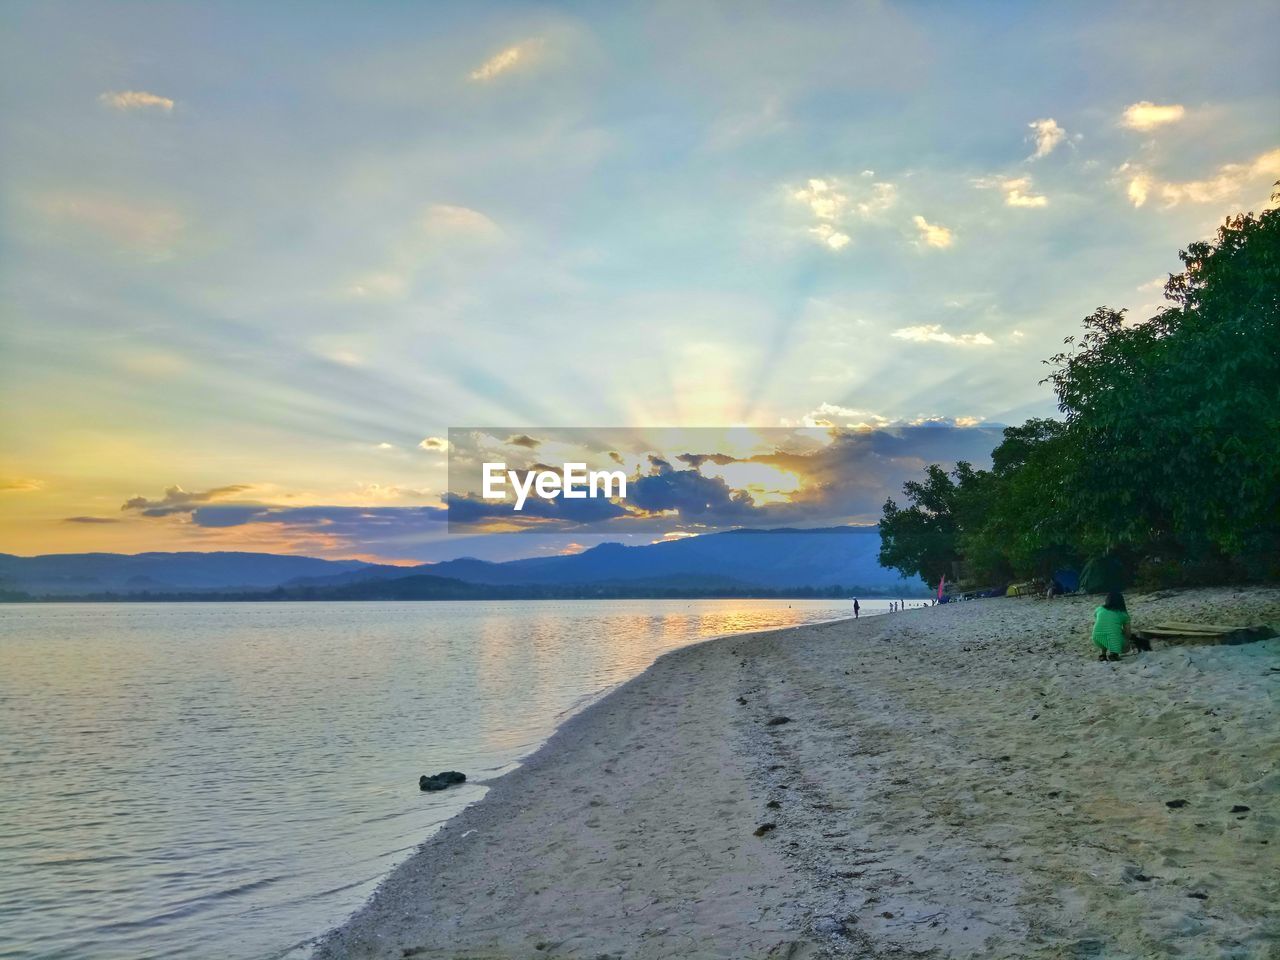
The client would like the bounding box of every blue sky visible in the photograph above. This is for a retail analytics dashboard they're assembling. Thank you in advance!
[1,1,1277,560]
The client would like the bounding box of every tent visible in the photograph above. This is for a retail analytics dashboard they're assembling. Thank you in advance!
[1052,568,1080,593]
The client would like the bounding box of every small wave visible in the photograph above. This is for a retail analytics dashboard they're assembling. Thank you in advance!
[93,876,284,933]
[30,852,129,868]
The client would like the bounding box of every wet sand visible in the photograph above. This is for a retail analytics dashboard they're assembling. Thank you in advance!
[315,586,1280,959]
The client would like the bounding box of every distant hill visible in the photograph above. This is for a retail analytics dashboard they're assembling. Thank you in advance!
[418,527,916,592]
[267,571,868,602]
[0,527,927,600]
[0,551,376,597]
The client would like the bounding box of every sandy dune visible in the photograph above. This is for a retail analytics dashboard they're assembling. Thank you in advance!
[315,586,1280,959]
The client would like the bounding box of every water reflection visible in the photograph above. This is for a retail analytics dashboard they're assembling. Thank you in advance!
[0,598,884,959]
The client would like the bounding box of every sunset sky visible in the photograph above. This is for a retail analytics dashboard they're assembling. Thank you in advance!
[1,1,1277,561]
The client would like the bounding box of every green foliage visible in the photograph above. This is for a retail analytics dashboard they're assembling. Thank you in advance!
[1044,196,1280,569]
[958,419,1080,582]
[880,191,1280,588]
[878,462,976,588]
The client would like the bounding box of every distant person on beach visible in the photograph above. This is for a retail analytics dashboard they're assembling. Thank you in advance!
[1091,591,1131,662]
[853,598,860,619]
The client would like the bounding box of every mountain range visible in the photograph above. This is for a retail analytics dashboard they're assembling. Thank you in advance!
[0,526,926,600]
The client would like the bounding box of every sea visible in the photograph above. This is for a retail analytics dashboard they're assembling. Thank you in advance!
[0,598,893,959]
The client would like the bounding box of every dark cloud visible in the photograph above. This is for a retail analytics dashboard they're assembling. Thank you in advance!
[505,434,541,449]
[123,491,452,558]
[647,454,673,474]
[736,425,1004,523]
[63,515,121,524]
[122,484,252,517]
[626,467,757,522]
[444,424,1005,534]
[444,491,628,527]
[675,452,737,468]
[189,503,449,531]
[118,425,1003,555]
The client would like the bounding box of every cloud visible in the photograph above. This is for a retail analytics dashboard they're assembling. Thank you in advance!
[0,477,43,493]
[973,175,1048,208]
[443,490,625,525]
[63,516,121,524]
[354,482,432,502]
[1120,101,1185,131]
[423,204,501,238]
[794,178,848,221]
[451,423,1005,532]
[419,436,450,452]
[1120,148,1280,208]
[675,452,737,469]
[192,502,451,534]
[36,191,185,252]
[856,182,899,217]
[506,433,542,449]
[791,177,898,251]
[1123,169,1151,206]
[112,427,1006,548]
[733,425,1006,525]
[121,484,451,557]
[99,90,174,112]
[788,404,896,430]
[122,484,253,517]
[891,324,994,346]
[911,215,953,249]
[1027,118,1066,159]
[469,40,540,81]
[625,464,757,521]
[1001,178,1049,208]
[810,223,851,250]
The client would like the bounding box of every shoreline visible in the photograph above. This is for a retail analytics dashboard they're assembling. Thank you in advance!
[315,586,1280,959]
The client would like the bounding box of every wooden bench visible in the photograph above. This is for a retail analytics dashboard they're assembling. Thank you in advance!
[1132,621,1278,648]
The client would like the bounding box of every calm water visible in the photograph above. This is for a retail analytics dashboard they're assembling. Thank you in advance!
[0,598,890,959]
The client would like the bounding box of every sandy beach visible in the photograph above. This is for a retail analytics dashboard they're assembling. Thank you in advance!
[316,587,1280,960]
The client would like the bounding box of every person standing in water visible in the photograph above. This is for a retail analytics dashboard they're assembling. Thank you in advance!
[853,597,860,619]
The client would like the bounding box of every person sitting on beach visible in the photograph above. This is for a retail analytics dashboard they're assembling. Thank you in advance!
[1091,591,1131,662]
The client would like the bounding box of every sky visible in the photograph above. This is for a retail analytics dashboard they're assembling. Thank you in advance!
[1,1,1277,562]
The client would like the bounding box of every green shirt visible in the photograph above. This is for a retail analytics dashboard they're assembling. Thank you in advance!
[1092,606,1130,653]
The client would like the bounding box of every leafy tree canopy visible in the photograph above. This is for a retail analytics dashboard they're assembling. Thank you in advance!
[880,191,1279,589]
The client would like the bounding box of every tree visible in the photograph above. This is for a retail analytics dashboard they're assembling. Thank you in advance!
[878,463,977,587]
[1042,194,1280,576]
[958,420,1078,582]
[880,190,1279,586]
